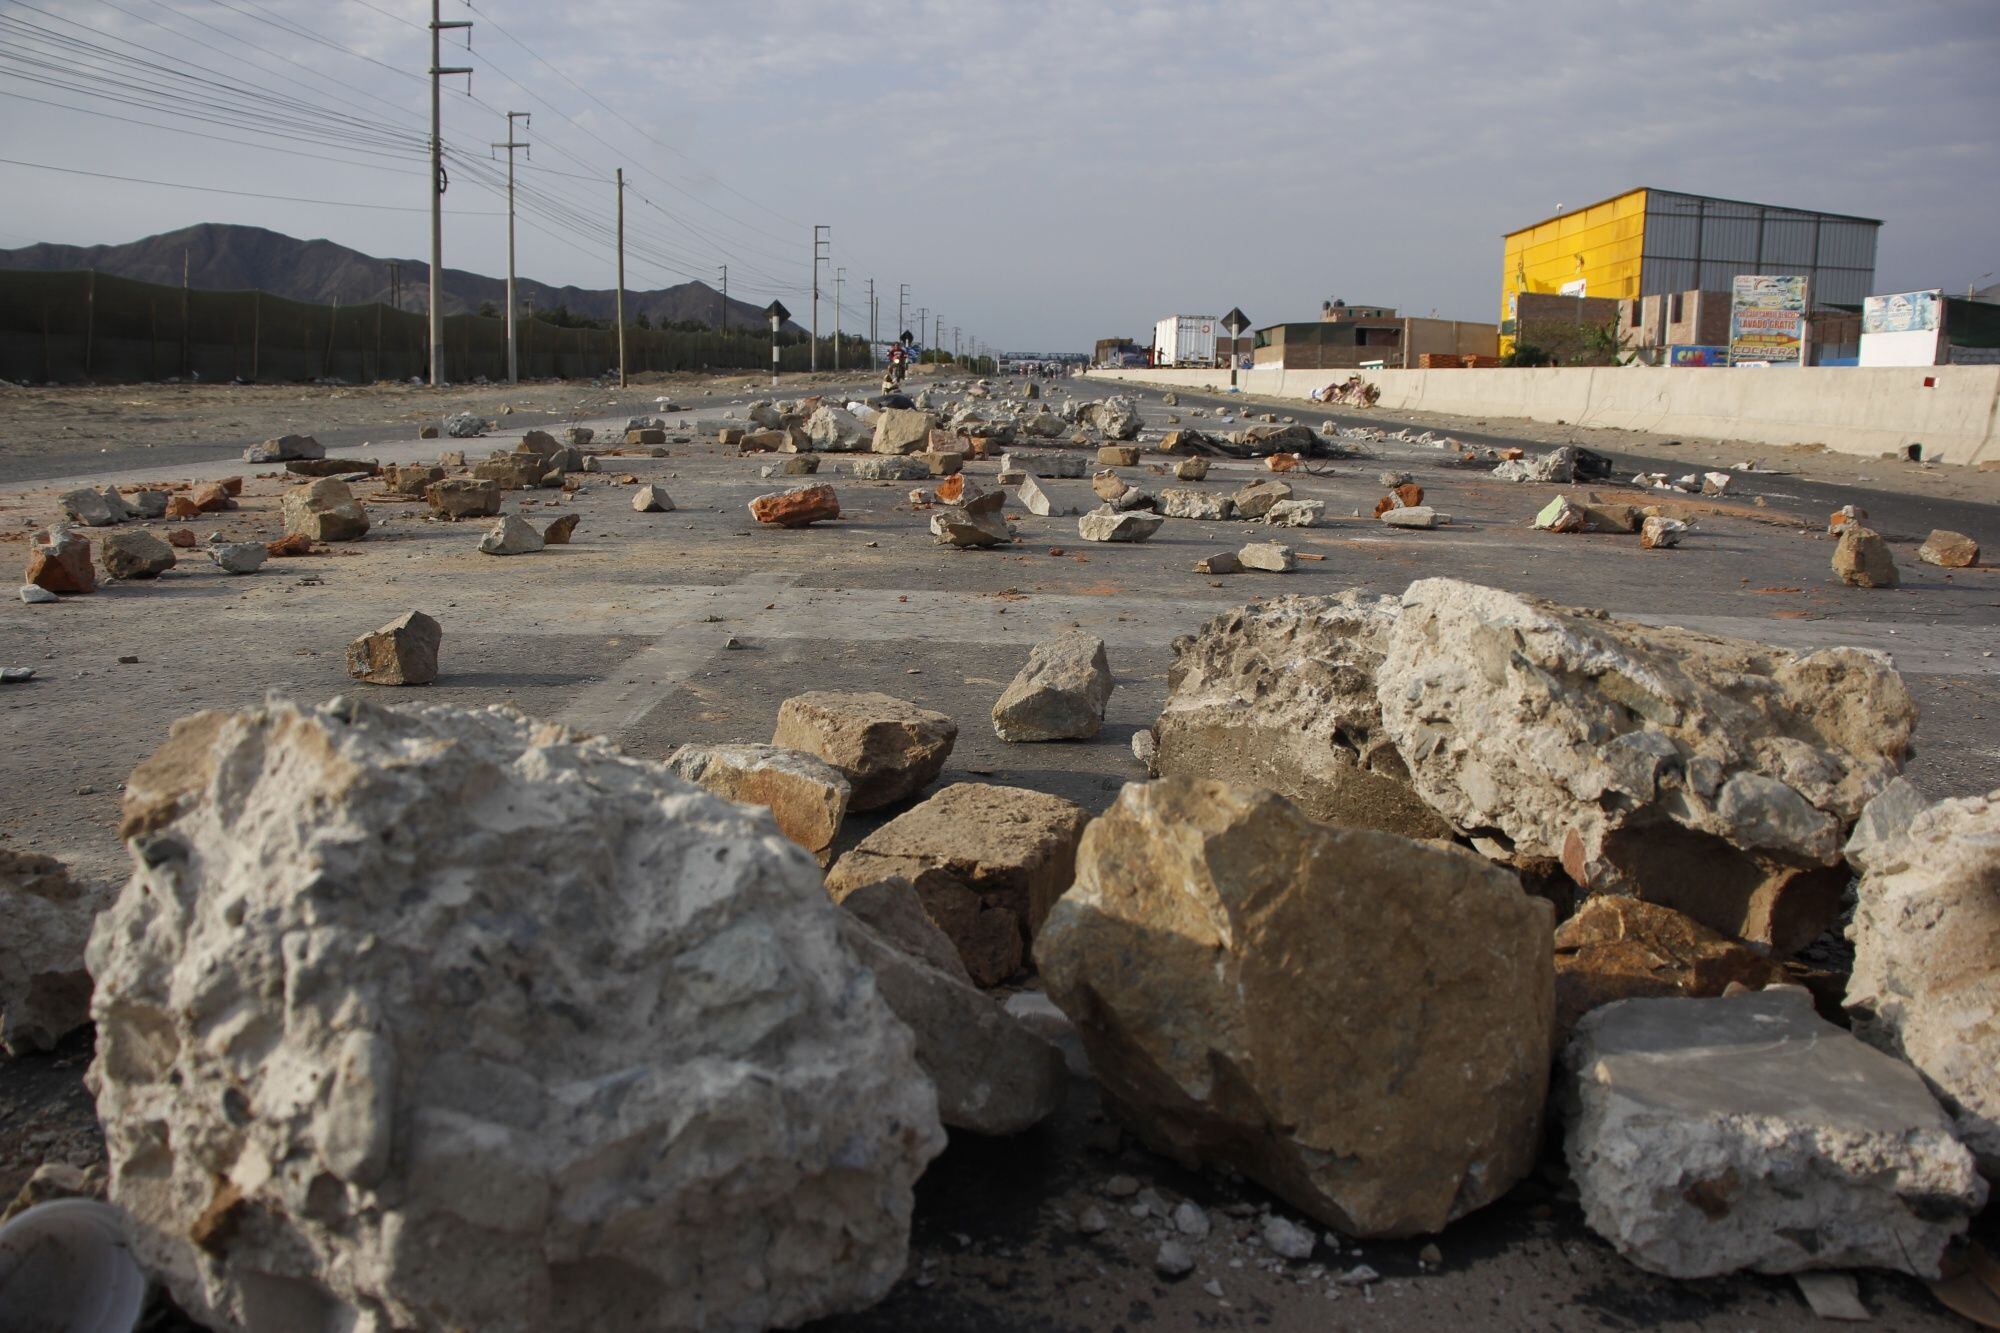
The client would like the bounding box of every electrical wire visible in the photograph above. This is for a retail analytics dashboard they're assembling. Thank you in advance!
[0,155,499,213]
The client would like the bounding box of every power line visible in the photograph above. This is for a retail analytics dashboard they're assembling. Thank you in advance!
[0,156,499,213]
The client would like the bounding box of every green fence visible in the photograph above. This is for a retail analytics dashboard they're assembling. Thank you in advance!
[0,269,849,384]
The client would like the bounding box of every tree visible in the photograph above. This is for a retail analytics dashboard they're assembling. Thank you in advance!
[634,311,652,330]
[477,300,499,318]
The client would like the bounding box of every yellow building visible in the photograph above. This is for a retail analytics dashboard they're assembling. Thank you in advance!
[1499,188,1881,355]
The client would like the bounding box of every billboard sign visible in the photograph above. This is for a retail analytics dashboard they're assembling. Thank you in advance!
[1729,275,1808,365]
[1667,344,1728,367]
[1862,290,1942,335]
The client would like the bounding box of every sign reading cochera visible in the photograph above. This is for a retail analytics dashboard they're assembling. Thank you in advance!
[1729,275,1808,366]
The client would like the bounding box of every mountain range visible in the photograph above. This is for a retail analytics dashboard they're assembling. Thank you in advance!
[0,222,804,333]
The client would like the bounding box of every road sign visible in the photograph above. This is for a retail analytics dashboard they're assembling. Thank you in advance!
[900,329,915,345]
[764,300,791,324]
[1222,307,1250,336]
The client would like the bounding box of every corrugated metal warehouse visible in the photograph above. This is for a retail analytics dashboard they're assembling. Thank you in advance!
[1499,188,1880,353]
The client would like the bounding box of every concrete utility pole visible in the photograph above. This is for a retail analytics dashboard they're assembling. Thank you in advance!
[867,278,876,346]
[718,265,727,332]
[898,284,909,341]
[833,267,844,372]
[493,111,530,384]
[388,261,401,313]
[811,225,828,372]
[428,0,472,386]
[915,307,927,360]
[615,168,627,387]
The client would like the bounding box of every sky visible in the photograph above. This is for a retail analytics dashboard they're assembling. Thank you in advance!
[3,0,1997,352]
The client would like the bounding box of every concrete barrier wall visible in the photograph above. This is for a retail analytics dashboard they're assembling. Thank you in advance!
[1087,365,2000,467]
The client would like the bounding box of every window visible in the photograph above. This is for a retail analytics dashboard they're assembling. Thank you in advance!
[1669,292,1685,323]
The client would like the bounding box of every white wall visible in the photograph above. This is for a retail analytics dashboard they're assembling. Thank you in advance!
[1088,365,2000,467]
[1859,329,1943,368]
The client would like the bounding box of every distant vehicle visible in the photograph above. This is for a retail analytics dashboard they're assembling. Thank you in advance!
[1153,314,1218,367]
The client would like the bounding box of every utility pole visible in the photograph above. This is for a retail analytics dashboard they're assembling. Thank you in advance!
[428,0,472,386]
[718,265,728,333]
[833,267,844,372]
[493,110,529,384]
[811,225,828,372]
[867,278,876,346]
[615,168,627,387]
[388,261,401,313]
[915,307,927,362]
[898,284,909,341]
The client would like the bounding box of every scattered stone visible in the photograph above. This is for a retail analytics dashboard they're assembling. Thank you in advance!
[1231,479,1292,519]
[761,455,820,477]
[473,452,550,490]
[419,424,440,440]
[165,529,197,549]
[1374,483,1425,515]
[627,427,669,447]
[1264,499,1323,527]
[1075,1205,1110,1235]
[1845,788,2000,1173]
[90,696,943,1332]
[992,631,1114,742]
[835,877,1065,1135]
[99,529,176,580]
[562,426,594,448]
[872,408,937,455]
[0,848,109,1054]
[383,463,446,496]
[123,490,168,519]
[1640,515,1687,549]
[750,484,839,527]
[281,478,370,542]
[1155,1240,1195,1278]
[1554,896,1788,1045]
[24,527,95,595]
[344,610,442,685]
[828,783,1089,986]
[1266,452,1300,473]
[425,478,502,519]
[478,513,544,556]
[1154,593,1452,839]
[1077,510,1162,543]
[1380,506,1442,529]
[1379,579,1915,953]
[1172,1202,1210,1239]
[1090,469,1128,502]
[923,450,964,477]
[1918,529,1979,568]
[805,404,869,451]
[1159,488,1232,520]
[1086,397,1142,440]
[1701,471,1733,496]
[442,410,485,437]
[1565,989,1984,1278]
[58,487,126,527]
[930,503,1010,548]
[1096,445,1140,467]
[773,691,956,811]
[18,584,58,604]
[208,542,266,575]
[632,484,675,513]
[1832,527,1898,587]
[1194,551,1241,575]
[668,743,852,865]
[264,532,314,558]
[1173,456,1209,481]
[244,433,323,463]
[1018,474,1087,517]
[851,455,930,482]
[1494,446,1588,484]
[1828,504,1868,535]
[1535,495,1586,532]
[1238,541,1296,572]
[1262,1215,1316,1261]
[1037,778,1553,1237]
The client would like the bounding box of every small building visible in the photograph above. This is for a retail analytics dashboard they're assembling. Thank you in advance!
[1501,188,1881,356]
[1860,291,2000,367]
[1252,302,1497,371]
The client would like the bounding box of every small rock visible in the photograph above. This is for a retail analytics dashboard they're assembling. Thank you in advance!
[208,543,267,575]
[1097,445,1141,467]
[99,530,176,580]
[344,610,441,685]
[281,478,369,542]
[24,527,95,595]
[1077,510,1162,543]
[58,487,127,527]
[1104,1175,1141,1198]
[542,513,580,544]
[1194,552,1242,575]
[1534,495,1586,532]
[245,433,323,463]
[667,743,851,866]
[1265,499,1323,528]
[772,691,956,811]
[1917,529,1978,568]
[1640,515,1687,549]
[18,585,58,604]
[1828,504,1868,534]
[1155,1240,1195,1278]
[478,513,545,556]
[761,456,820,478]
[1076,1205,1110,1235]
[1174,456,1209,481]
[750,484,840,527]
[443,411,485,438]
[1238,541,1296,573]
[426,478,502,519]
[1336,1265,1380,1286]
[1172,1202,1211,1239]
[1262,1215,1316,1261]
[993,632,1114,742]
[1832,527,1898,587]
[1231,479,1292,519]
[632,485,675,513]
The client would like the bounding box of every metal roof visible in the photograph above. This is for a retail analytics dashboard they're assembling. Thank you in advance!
[1502,187,1883,238]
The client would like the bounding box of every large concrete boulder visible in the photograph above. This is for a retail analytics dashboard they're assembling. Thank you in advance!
[992,631,1113,742]
[1,848,109,1054]
[346,611,441,686]
[772,691,956,811]
[805,404,869,452]
[1036,778,1553,1238]
[750,484,839,527]
[1082,397,1141,440]
[1377,578,1914,954]
[281,478,369,542]
[99,529,176,580]
[1845,788,2000,1175]
[88,697,945,1333]
[1154,594,1454,840]
[1565,989,1985,1278]
[24,526,96,595]
[667,742,851,866]
[836,877,1066,1136]
[827,783,1090,987]
[871,408,936,455]
[1553,895,1789,1046]
[425,478,502,519]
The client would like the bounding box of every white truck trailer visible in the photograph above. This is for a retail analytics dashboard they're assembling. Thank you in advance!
[1153,314,1218,367]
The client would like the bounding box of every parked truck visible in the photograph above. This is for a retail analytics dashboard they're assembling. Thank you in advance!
[1153,314,1218,367]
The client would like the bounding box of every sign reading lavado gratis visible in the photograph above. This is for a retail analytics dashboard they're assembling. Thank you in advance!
[1729,275,1808,366]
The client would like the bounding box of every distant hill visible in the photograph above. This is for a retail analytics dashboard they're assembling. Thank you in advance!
[0,222,801,332]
